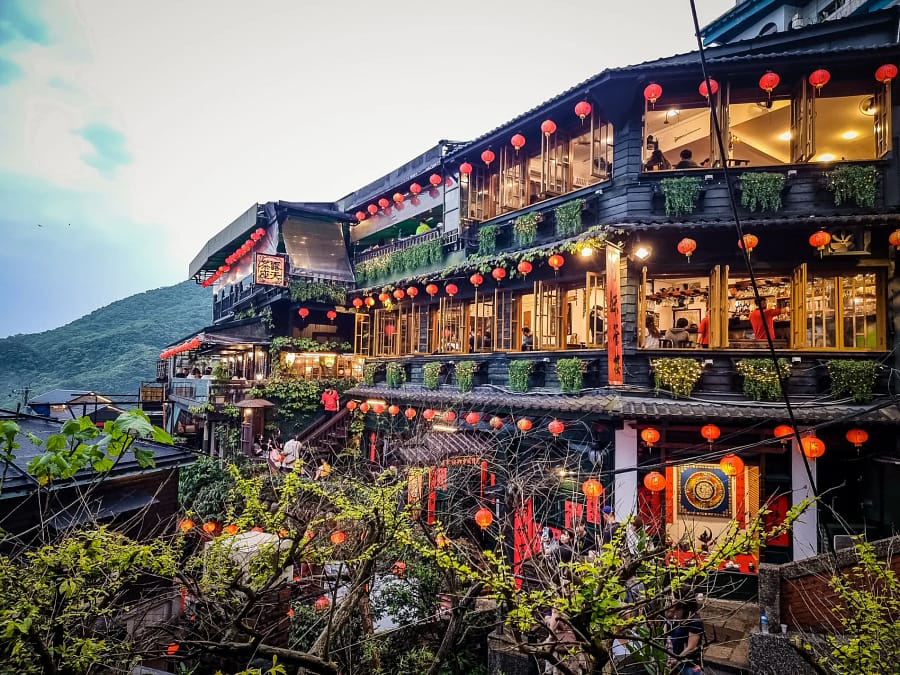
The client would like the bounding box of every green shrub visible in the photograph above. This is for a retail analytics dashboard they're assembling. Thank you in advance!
[651,357,702,398]
[826,164,878,208]
[659,177,701,216]
[386,362,406,388]
[363,362,378,386]
[478,224,497,256]
[828,359,878,402]
[740,172,785,212]
[508,360,534,392]
[735,358,791,401]
[556,357,585,392]
[514,212,539,246]
[423,362,442,390]
[554,198,584,237]
[454,361,477,393]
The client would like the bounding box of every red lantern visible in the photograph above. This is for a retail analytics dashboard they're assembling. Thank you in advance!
[392,560,407,576]
[574,100,592,120]
[393,288,405,300]
[429,173,442,187]
[378,198,390,209]
[406,285,419,298]
[698,78,719,97]
[677,237,697,261]
[465,412,481,425]
[475,506,493,529]
[459,161,473,175]
[809,230,831,257]
[315,596,330,611]
[384,321,395,334]
[445,283,458,296]
[801,436,826,459]
[640,427,660,446]
[719,454,745,477]
[367,204,378,215]
[393,193,404,204]
[443,410,456,422]
[405,407,417,419]
[548,419,565,436]
[167,643,180,655]
[481,149,495,165]
[541,119,557,135]
[223,523,239,536]
[643,471,666,492]
[548,254,565,271]
[700,424,721,443]
[360,402,370,413]
[581,478,604,498]
[379,292,391,303]
[388,404,400,416]
[469,273,483,287]
[365,297,376,307]
[876,63,898,84]
[511,133,526,151]
[410,182,422,195]
[808,69,831,93]
[423,408,436,420]
[643,82,663,107]
[738,233,758,254]
[759,71,780,96]
[298,307,310,318]
[517,418,532,432]
[489,416,503,429]
[202,521,217,534]
[326,310,338,321]
[346,400,358,410]
[846,428,868,448]
[373,403,385,414]
[889,230,900,250]
[516,260,532,276]
[492,266,507,281]
[330,530,346,544]
[179,517,195,532]
[425,283,438,296]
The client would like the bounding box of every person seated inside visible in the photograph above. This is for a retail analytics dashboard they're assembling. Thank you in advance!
[749,297,781,340]
[664,318,692,347]
[521,326,534,351]
[189,367,202,379]
[675,149,699,169]
[442,327,460,352]
[644,148,671,171]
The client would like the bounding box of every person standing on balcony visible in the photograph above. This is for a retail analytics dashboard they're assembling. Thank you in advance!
[321,387,340,419]
[749,298,780,340]
[697,315,710,348]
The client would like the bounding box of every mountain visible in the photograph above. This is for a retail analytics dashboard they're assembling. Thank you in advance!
[0,281,210,410]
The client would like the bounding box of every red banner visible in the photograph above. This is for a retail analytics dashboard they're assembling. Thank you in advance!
[606,245,623,385]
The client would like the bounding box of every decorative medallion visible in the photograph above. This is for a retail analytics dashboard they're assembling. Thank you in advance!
[679,465,731,517]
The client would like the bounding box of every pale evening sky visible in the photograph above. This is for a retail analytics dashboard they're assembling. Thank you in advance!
[0,0,734,338]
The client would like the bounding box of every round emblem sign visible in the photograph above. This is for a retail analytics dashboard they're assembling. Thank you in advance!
[684,470,726,511]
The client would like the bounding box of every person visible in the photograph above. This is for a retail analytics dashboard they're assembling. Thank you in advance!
[266,429,283,458]
[442,327,460,352]
[573,522,598,558]
[555,530,576,564]
[601,506,621,545]
[625,516,647,560]
[480,329,493,350]
[697,315,710,348]
[175,368,188,378]
[189,367,202,379]
[521,326,534,351]
[589,305,605,344]
[675,149,699,169]
[268,439,285,470]
[665,597,705,674]
[644,148,671,171]
[202,367,214,379]
[749,297,780,340]
[644,316,662,348]
[664,318,691,347]
[320,387,340,419]
[252,434,264,457]
[281,433,300,471]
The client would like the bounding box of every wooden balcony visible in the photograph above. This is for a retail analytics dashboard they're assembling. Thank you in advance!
[167,378,257,407]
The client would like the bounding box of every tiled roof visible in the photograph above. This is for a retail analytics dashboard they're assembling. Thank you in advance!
[619,213,900,230]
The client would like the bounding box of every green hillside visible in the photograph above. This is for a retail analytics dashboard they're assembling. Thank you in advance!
[0,281,210,409]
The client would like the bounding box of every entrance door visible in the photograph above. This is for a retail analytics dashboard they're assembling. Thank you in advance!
[585,271,605,348]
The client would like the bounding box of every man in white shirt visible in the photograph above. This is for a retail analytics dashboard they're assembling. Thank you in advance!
[281,434,301,471]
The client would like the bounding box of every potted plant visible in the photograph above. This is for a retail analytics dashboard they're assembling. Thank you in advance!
[556,357,586,393]
[827,359,878,402]
[651,357,702,398]
[826,165,878,208]
[514,212,540,246]
[554,198,584,237]
[423,362,442,390]
[659,177,702,216]
[363,362,378,386]
[454,361,478,393]
[386,362,406,388]
[212,361,230,380]
[735,358,791,401]
[739,172,786,212]
[508,360,534,393]
[478,224,498,256]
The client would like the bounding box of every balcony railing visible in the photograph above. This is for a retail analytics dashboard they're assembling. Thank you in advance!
[167,378,257,405]
[353,228,458,266]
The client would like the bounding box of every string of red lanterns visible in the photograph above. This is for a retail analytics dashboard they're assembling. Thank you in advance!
[203,228,266,288]
[160,337,202,360]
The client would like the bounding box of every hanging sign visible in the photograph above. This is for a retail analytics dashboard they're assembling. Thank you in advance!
[254,253,289,287]
[606,244,623,385]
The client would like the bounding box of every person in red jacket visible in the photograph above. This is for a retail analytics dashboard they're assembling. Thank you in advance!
[320,387,340,419]
[749,298,780,340]
[697,315,710,348]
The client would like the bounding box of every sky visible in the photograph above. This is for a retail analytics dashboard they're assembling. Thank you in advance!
[0,0,734,338]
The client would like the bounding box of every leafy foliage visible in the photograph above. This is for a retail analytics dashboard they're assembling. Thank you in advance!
[454,361,477,393]
[652,357,702,398]
[270,336,353,354]
[354,238,443,285]
[289,279,348,306]
[826,164,878,208]
[554,198,584,237]
[740,172,785,212]
[828,359,878,403]
[735,358,791,401]
[423,362,442,390]
[659,177,701,216]
[555,357,586,392]
[513,212,539,247]
[386,363,406,388]
[179,455,238,521]
[508,360,533,392]
[477,224,497,256]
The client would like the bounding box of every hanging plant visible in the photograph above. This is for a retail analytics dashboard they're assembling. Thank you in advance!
[514,212,540,246]
[740,172,785,212]
[556,357,586,393]
[659,177,702,216]
[386,362,406,388]
[290,279,348,305]
[454,360,478,393]
[508,360,534,392]
[554,198,584,237]
[826,165,878,208]
[651,357,702,398]
[363,362,378,386]
[827,359,878,402]
[735,358,791,401]
[478,224,498,256]
[423,362,442,390]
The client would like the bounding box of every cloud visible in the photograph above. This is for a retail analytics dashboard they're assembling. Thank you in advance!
[0,1,50,46]
[75,122,132,176]
[0,56,21,85]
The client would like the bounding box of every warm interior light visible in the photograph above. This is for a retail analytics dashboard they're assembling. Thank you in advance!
[432,423,458,433]
[366,399,387,406]
[284,352,296,367]
[841,130,859,140]
[778,131,792,141]
[580,246,594,257]
[859,96,876,116]
[634,245,652,261]
[817,153,836,162]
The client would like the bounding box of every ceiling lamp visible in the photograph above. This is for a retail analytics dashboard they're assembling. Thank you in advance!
[429,173,442,187]
[517,260,532,276]
[298,307,310,318]
[541,119,557,136]
[459,161,473,175]
[410,182,422,195]
[875,63,897,84]
[393,193,404,204]
[367,204,378,215]
[574,100,592,121]
[700,424,721,444]
[511,133,526,151]
[801,436,826,459]
[405,407,417,419]
[719,453,745,477]
[425,283,438,296]
[481,149,495,165]
[406,285,419,298]
[548,419,565,436]
[465,412,481,425]
[845,428,868,448]
[643,471,666,492]
[469,273,483,287]
[640,427,660,447]
[548,254,565,271]
[445,283,458,296]
[581,478,604,498]
[889,230,900,250]
[698,78,719,98]
[517,418,533,432]
[809,230,832,257]
[643,82,663,108]
[808,69,831,94]
[388,404,400,416]
[738,233,758,254]
[378,198,390,209]
[677,237,697,261]
[475,507,493,529]
[326,310,338,321]
[492,266,507,282]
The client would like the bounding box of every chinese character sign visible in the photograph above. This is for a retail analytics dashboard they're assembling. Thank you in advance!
[254,253,289,287]
[606,245,623,385]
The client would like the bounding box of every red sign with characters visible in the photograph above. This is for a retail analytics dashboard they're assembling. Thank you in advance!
[606,245,623,385]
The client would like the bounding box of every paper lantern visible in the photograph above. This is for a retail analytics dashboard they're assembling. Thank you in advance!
[315,596,330,611]
[379,292,391,303]
[548,254,565,270]
[393,288,405,300]
[846,428,868,448]
[223,523,239,536]
[425,283,438,296]
[326,310,338,321]
[459,161,473,175]
[541,119,557,135]
[492,266,507,281]
[410,182,422,195]
[352,297,363,308]
[423,409,436,420]
[405,407,417,419]
[179,517,195,532]
[167,643,180,655]
[700,424,721,443]
[388,404,400,416]
[429,173,442,187]
[360,402,370,413]
[443,410,456,422]
[801,436,826,459]
[392,560,407,576]
[548,419,565,436]
[367,204,378,215]
[581,478,604,498]
[809,230,831,256]
[202,521,217,534]
[298,307,309,318]
[643,82,663,106]
[251,526,264,533]
[346,400,358,410]
[516,260,532,276]
[406,285,419,297]
[330,530,347,544]
[677,237,697,261]
[643,471,666,492]
[876,63,898,84]
[517,418,532,432]
[475,506,493,529]
[383,324,396,336]
[465,412,481,425]
[574,100,592,120]
[719,454,744,477]
[889,230,900,249]
[759,71,780,98]
[640,427,660,446]
[470,273,483,287]
[445,283,458,296]
[698,78,719,97]
[365,297,376,307]
[372,403,385,414]
[808,69,831,92]
[378,198,390,209]
[489,416,503,429]
[738,233,758,253]
[511,133,526,151]
[481,149,495,165]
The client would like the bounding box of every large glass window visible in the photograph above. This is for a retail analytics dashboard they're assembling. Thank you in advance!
[803,271,883,350]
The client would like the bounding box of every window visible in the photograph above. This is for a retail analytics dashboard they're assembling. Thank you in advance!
[639,266,728,348]
[800,270,884,350]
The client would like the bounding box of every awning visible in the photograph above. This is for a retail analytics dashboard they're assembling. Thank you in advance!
[50,492,158,530]
[397,430,496,465]
[235,398,275,408]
